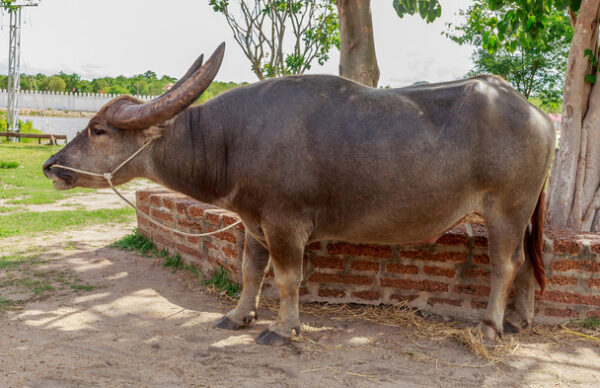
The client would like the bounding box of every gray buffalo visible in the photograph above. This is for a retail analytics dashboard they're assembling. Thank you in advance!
[43,43,555,345]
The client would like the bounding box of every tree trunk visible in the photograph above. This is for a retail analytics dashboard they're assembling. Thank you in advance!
[336,0,380,87]
[546,0,600,231]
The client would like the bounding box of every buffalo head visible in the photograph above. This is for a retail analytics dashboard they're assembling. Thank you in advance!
[43,43,225,190]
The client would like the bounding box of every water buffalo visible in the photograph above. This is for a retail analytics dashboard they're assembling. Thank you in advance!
[43,43,555,345]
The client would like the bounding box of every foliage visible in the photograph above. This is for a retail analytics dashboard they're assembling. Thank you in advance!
[204,265,240,297]
[393,0,442,23]
[0,160,19,169]
[47,76,66,92]
[446,0,572,105]
[209,0,339,79]
[478,0,580,54]
[111,228,158,256]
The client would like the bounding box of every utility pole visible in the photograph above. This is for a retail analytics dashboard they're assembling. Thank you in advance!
[4,0,39,141]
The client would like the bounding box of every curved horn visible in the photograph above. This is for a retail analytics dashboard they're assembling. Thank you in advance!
[165,53,203,94]
[106,42,225,129]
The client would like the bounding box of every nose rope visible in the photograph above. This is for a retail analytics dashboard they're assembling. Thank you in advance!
[50,140,242,237]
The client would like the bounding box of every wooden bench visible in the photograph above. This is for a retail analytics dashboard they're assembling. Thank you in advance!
[0,131,67,145]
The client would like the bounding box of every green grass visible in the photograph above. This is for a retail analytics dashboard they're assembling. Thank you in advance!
[0,160,19,169]
[204,266,240,297]
[0,143,94,205]
[112,229,239,296]
[0,208,135,238]
[573,317,600,331]
[0,297,18,314]
[70,283,94,292]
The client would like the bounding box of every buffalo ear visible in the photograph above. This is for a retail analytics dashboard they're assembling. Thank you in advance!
[142,118,172,141]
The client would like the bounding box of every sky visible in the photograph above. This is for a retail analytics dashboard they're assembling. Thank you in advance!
[0,0,474,87]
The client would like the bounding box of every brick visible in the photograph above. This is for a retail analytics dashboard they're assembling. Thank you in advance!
[471,300,487,309]
[423,266,456,278]
[327,243,392,258]
[397,250,467,263]
[137,205,149,215]
[222,247,239,259]
[428,297,463,307]
[586,310,600,318]
[473,255,489,264]
[464,269,490,279]
[307,242,321,251]
[222,214,240,226]
[471,225,488,247]
[136,191,150,202]
[454,284,490,296]
[312,256,343,270]
[149,195,161,207]
[175,199,198,215]
[213,231,237,245]
[539,290,600,306]
[176,243,204,258]
[177,220,204,231]
[551,259,600,272]
[386,263,419,274]
[308,273,373,285]
[352,290,381,300]
[189,204,208,217]
[204,241,219,252]
[318,288,345,298]
[186,236,200,245]
[151,209,173,224]
[380,278,448,292]
[299,287,309,296]
[350,260,379,272]
[553,239,580,254]
[544,307,579,318]
[436,233,468,246]
[205,212,222,226]
[588,279,600,289]
[547,276,578,286]
[162,197,175,210]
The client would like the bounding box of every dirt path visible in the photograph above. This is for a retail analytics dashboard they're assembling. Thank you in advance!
[1,220,599,388]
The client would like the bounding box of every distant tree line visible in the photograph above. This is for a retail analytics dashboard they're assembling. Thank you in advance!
[0,71,246,100]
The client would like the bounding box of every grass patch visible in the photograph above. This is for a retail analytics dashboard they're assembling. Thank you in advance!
[70,283,94,292]
[572,317,600,331]
[204,266,240,298]
[111,228,158,256]
[0,143,96,205]
[0,297,18,314]
[112,229,239,296]
[0,254,43,269]
[0,207,135,238]
[0,160,19,169]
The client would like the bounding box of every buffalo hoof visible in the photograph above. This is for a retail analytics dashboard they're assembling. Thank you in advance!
[503,320,520,334]
[255,329,290,346]
[214,316,244,331]
[478,320,501,344]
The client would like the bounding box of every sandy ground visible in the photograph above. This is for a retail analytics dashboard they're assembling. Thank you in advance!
[1,194,600,387]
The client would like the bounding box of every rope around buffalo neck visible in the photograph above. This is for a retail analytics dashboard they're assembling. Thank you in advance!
[50,140,242,237]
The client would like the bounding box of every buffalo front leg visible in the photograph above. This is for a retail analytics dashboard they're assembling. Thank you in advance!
[255,227,305,346]
[215,232,270,330]
[480,218,526,342]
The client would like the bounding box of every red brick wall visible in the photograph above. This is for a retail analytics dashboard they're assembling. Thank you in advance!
[136,188,600,324]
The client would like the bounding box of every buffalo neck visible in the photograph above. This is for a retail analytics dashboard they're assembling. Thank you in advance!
[144,104,236,207]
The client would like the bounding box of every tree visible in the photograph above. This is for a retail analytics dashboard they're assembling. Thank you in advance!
[478,0,600,231]
[446,1,572,106]
[209,0,339,80]
[335,0,441,87]
[47,76,66,92]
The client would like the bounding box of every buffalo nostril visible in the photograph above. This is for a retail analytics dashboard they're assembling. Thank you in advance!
[42,157,57,175]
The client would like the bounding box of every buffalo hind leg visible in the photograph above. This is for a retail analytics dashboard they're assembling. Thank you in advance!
[504,253,535,332]
[255,226,305,346]
[480,216,527,341]
[215,232,270,330]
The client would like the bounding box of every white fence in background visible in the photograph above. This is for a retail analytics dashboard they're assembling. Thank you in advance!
[0,90,157,112]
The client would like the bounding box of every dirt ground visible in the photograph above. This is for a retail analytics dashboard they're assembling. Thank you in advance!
[1,193,600,387]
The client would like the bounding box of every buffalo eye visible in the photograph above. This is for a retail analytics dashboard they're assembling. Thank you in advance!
[90,126,107,136]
